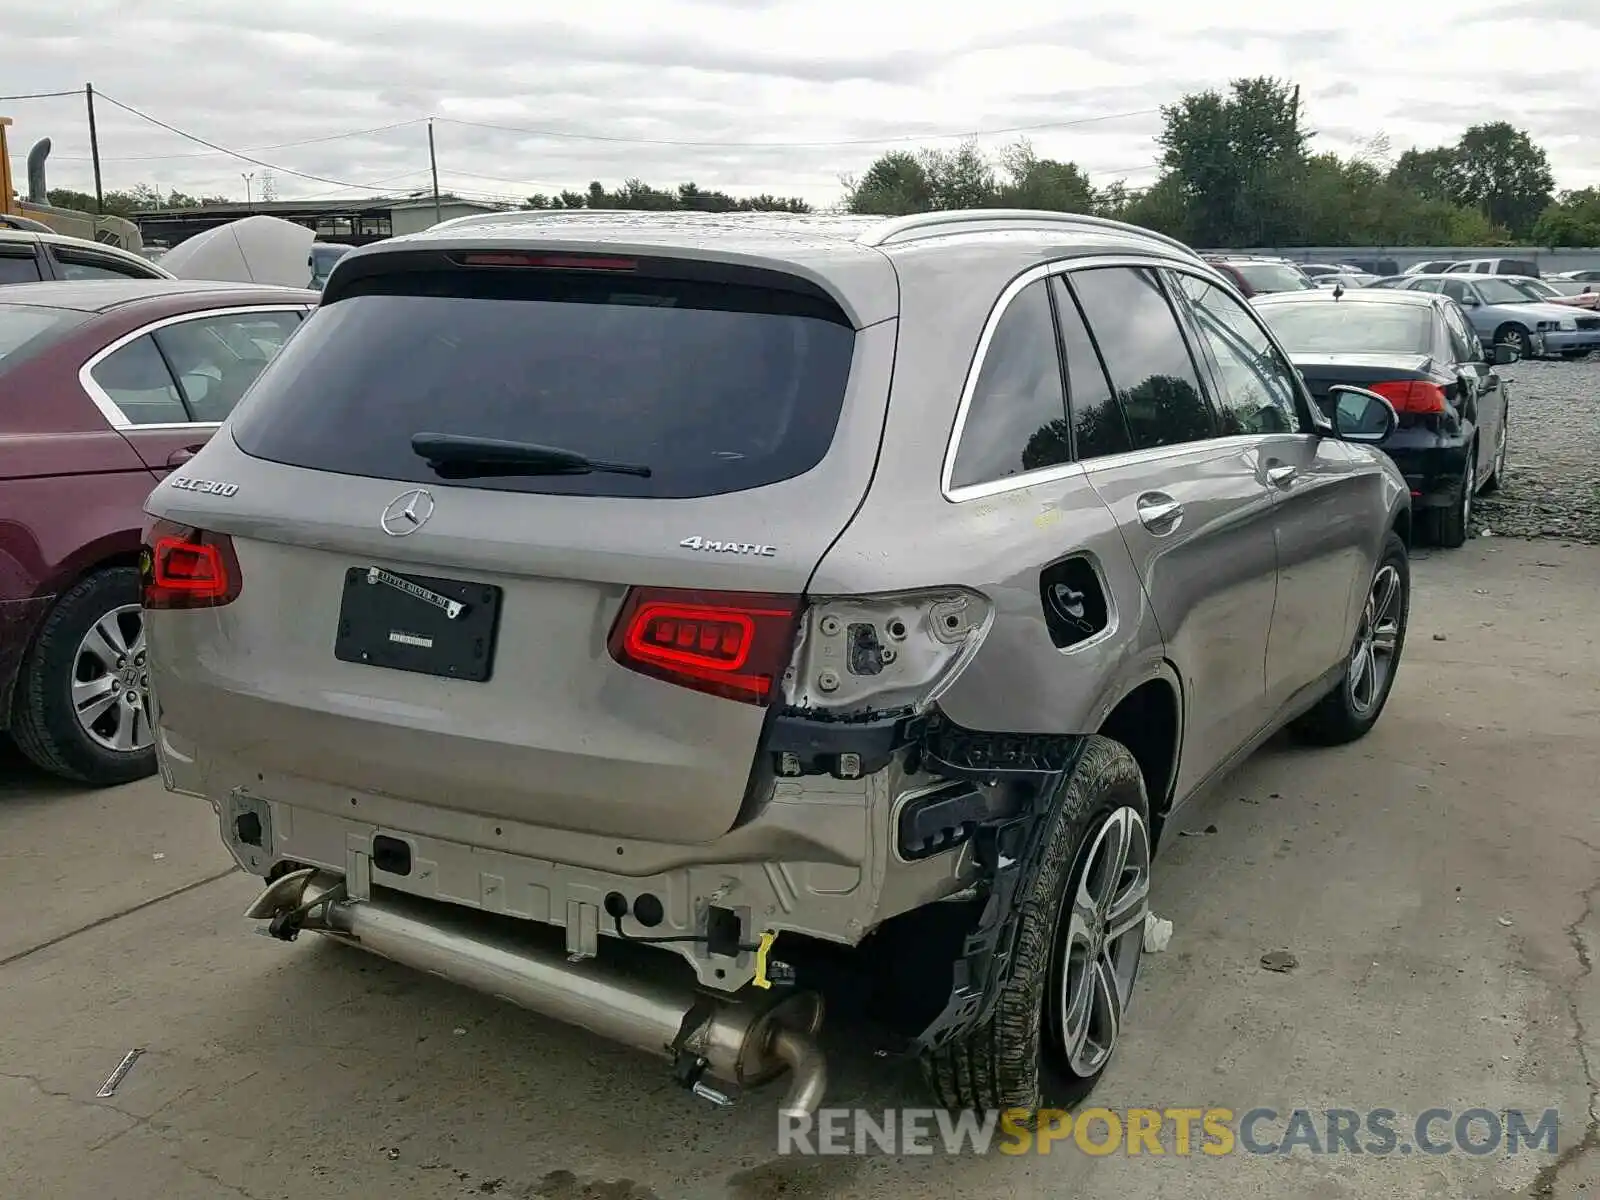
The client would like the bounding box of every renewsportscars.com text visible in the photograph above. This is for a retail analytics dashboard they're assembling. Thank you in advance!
[777,1107,1562,1157]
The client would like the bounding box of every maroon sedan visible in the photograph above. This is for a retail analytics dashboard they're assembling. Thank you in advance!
[0,278,316,785]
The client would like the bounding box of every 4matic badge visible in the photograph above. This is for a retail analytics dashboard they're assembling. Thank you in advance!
[679,536,777,557]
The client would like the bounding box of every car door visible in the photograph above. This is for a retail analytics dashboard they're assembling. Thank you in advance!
[1064,264,1279,795]
[1439,299,1504,484]
[1437,278,1495,342]
[1167,271,1374,706]
[80,306,305,475]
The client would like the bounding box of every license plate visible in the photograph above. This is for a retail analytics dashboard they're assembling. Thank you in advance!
[334,566,502,682]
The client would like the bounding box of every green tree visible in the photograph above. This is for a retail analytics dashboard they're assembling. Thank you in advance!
[1389,146,1460,204]
[917,140,997,210]
[1450,122,1555,237]
[995,139,1095,212]
[1156,76,1310,246]
[842,150,933,215]
[1534,188,1600,247]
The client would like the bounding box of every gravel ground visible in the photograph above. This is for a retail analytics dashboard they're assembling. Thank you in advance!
[1472,353,1600,543]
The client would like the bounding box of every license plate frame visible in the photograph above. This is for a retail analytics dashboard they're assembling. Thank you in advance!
[334,566,502,682]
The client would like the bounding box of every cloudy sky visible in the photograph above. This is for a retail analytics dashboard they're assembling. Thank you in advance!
[5,0,1597,209]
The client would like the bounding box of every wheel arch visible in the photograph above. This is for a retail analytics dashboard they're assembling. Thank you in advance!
[1,545,143,730]
[1093,665,1183,828]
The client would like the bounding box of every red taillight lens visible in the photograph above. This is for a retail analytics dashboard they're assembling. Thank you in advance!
[1369,380,1448,414]
[607,588,800,705]
[140,518,242,609]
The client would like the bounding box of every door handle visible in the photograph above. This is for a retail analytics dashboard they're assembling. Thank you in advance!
[1265,463,1297,487]
[166,446,200,467]
[1136,493,1184,534]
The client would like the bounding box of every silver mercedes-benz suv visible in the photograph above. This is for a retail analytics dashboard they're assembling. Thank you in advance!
[141,209,1412,1121]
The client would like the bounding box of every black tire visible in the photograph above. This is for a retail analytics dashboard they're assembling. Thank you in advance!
[1291,531,1409,747]
[922,735,1152,1113]
[10,567,157,786]
[1495,324,1533,360]
[1426,452,1473,549]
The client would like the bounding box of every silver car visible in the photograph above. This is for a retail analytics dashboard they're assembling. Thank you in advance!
[1386,274,1600,359]
[141,209,1413,1120]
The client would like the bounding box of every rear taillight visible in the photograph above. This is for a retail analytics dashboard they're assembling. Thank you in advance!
[1369,380,1448,414]
[140,518,242,610]
[608,588,800,705]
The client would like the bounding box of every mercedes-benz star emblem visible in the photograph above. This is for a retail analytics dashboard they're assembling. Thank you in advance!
[380,487,436,537]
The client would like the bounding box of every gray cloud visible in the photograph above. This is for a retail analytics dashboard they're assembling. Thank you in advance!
[5,0,1597,207]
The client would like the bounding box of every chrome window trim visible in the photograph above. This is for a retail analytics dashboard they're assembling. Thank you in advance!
[942,253,1252,503]
[78,304,308,431]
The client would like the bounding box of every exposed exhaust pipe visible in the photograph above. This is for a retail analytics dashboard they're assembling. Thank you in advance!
[249,869,827,1116]
[26,138,50,203]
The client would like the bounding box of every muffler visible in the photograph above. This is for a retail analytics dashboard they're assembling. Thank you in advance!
[249,869,827,1117]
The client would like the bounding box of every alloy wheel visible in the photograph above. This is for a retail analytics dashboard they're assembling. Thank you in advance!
[1349,565,1403,715]
[72,604,154,753]
[1056,806,1151,1078]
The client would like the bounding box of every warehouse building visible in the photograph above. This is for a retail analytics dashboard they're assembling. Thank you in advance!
[132,194,505,249]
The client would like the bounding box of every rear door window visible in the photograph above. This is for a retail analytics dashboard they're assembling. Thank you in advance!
[88,335,189,425]
[1068,267,1215,450]
[230,269,857,499]
[1050,277,1131,460]
[152,310,303,422]
[949,278,1070,489]
[0,248,43,285]
[51,248,157,281]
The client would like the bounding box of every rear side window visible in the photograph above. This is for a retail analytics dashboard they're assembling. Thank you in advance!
[230,269,857,499]
[0,250,43,285]
[52,248,154,281]
[153,310,302,422]
[949,278,1069,489]
[1069,267,1214,450]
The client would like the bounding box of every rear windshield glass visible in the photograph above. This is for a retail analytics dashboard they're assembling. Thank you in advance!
[1232,263,1316,293]
[1256,301,1432,355]
[0,303,86,369]
[229,269,857,499]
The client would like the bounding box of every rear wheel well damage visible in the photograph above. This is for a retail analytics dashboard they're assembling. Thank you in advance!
[782,679,1179,1055]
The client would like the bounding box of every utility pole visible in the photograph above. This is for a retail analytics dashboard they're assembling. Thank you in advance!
[428,120,442,225]
[241,172,254,208]
[84,83,103,215]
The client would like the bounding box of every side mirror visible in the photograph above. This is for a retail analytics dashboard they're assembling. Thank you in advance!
[1328,385,1398,444]
[1492,342,1520,365]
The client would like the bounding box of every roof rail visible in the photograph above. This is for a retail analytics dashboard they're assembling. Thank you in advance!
[855,209,1203,260]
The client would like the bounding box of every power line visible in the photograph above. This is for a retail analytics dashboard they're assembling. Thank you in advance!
[47,119,430,163]
[433,107,1162,149]
[91,91,410,193]
[0,89,81,101]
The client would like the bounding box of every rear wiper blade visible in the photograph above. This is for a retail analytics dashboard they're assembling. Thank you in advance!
[410,432,652,479]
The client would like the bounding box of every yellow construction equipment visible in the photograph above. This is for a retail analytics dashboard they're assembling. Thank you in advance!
[1,114,142,250]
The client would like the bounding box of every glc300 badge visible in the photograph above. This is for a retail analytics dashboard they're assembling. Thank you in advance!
[170,475,239,497]
[679,536,777,556]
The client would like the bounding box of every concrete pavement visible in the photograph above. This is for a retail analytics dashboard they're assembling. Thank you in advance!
[1,538,1596,1199]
